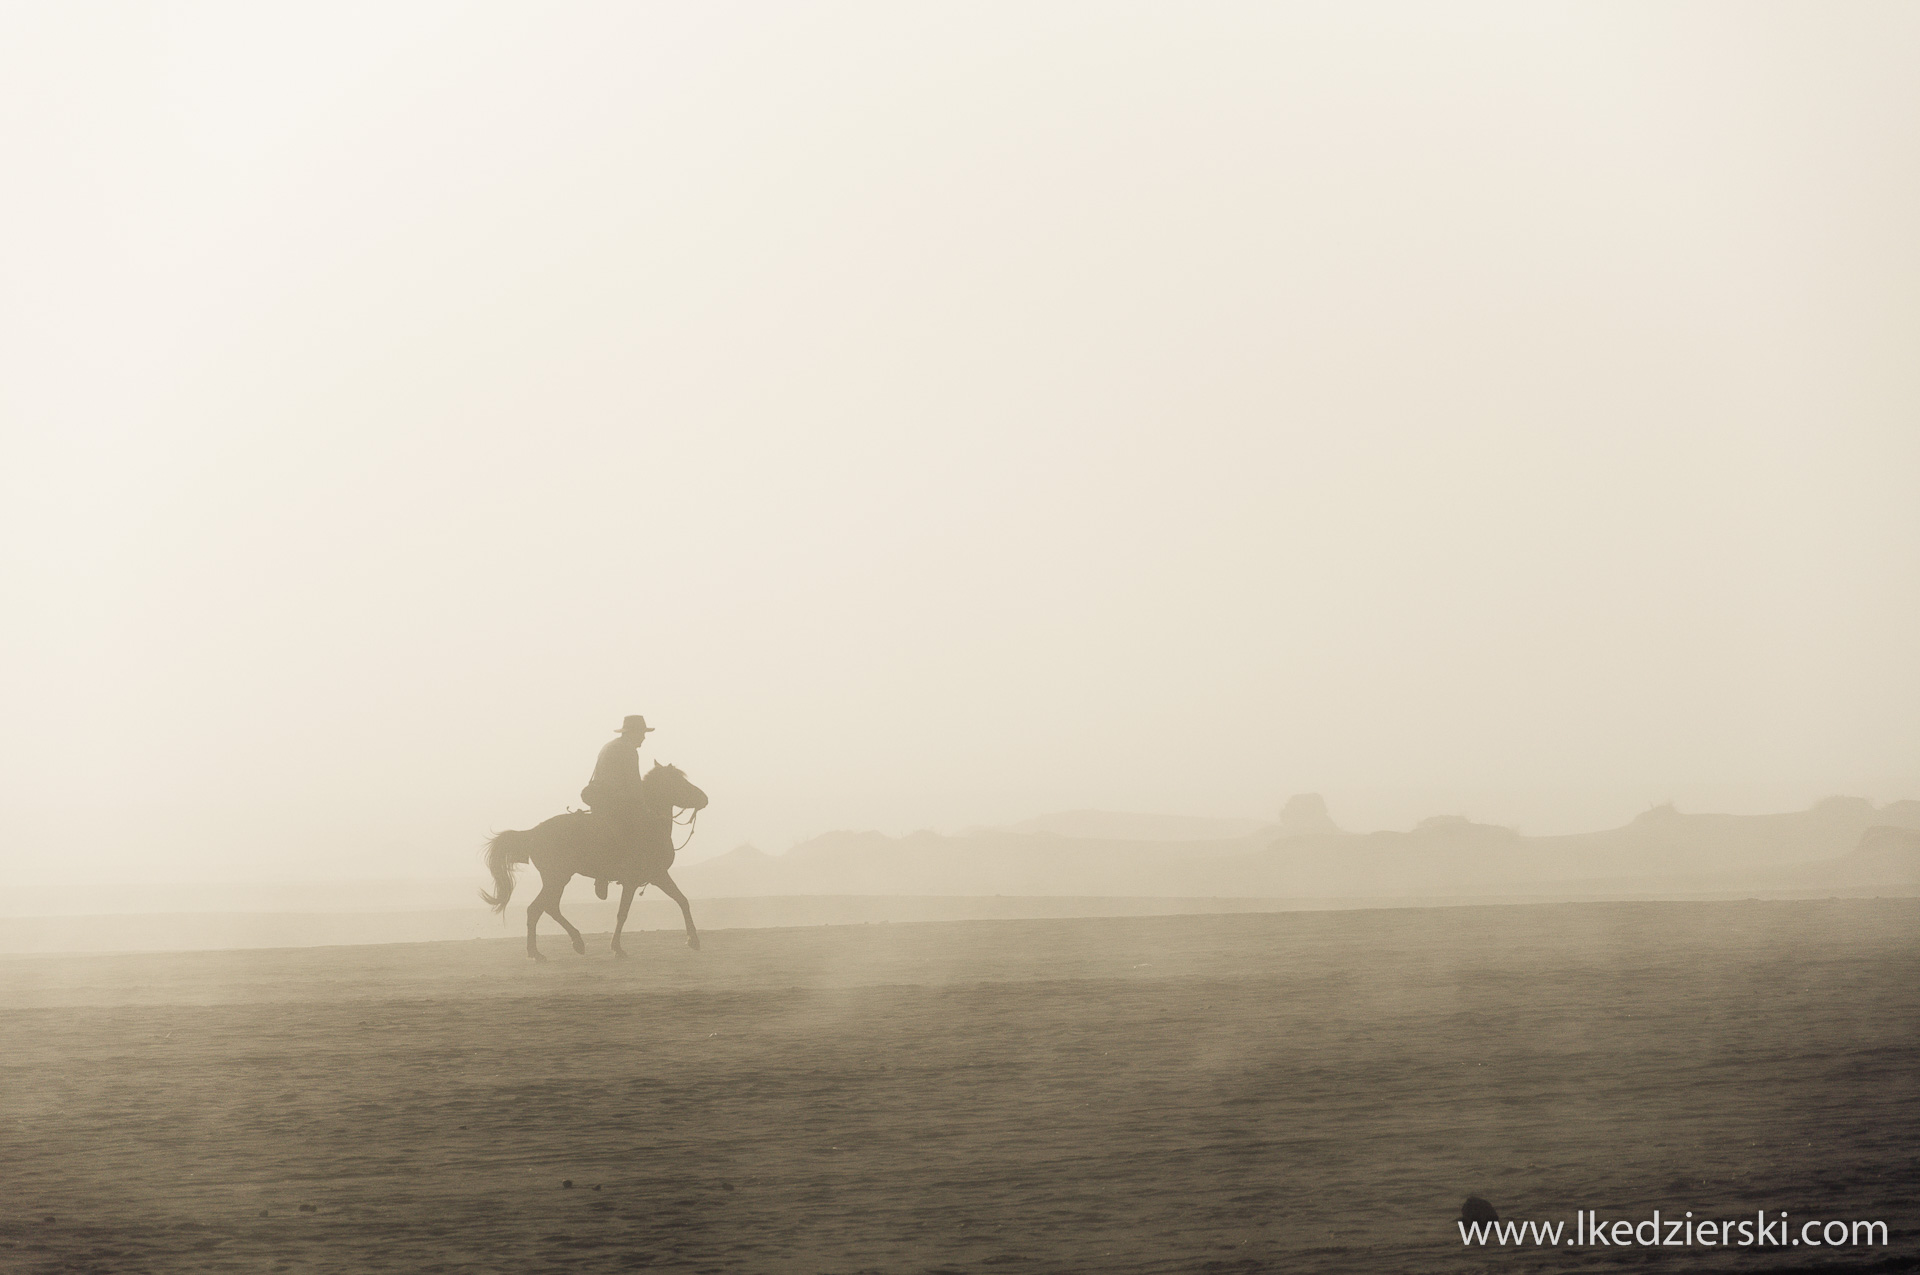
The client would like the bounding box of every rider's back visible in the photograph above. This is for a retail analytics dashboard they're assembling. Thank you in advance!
[582,736,641,810]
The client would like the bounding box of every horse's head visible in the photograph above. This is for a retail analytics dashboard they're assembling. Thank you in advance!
[643,760,708,812]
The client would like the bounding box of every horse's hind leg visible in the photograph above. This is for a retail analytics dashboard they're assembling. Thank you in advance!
[546,876,587,955]
[654,871,699,952]
[612,882,642,958]
[526,881,557,962]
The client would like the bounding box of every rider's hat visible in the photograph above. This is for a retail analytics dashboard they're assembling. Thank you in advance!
[617,715,656,737]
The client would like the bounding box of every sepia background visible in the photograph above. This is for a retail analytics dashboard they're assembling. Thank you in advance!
[5,3,1917,917]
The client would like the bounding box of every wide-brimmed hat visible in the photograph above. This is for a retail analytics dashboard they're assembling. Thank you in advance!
[617,715,656,736]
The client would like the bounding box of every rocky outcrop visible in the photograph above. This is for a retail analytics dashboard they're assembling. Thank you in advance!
[1275,793,1339,838]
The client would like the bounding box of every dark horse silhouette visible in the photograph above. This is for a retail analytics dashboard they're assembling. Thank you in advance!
[481,762,709,960]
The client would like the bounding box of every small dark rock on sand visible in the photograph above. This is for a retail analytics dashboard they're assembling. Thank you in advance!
[1461,1197,1499,1224]
[299,1204,317,1213]
[563,1180,574,1189]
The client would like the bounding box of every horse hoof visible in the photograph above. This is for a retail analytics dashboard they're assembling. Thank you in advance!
[530,951,547,963]
[686,935,701,951]
[613,948,626,959]
[571,938,587,955]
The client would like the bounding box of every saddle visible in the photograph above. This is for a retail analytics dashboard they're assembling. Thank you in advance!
[566,807,671,892]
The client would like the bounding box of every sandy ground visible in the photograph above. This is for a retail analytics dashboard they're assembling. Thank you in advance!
[9,889,1909,957]
[0,897,1347,956]
[2,901,1915,1273]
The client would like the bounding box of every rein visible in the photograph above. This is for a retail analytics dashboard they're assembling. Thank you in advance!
[671,805,700,852]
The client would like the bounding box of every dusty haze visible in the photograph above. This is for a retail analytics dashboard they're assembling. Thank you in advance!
[3,3,1917,903]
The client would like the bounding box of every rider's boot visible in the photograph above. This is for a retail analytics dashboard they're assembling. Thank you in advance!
[595,878,610,899]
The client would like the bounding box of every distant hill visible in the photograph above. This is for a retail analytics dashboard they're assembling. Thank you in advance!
[679,797,1920,901]
[682,828,1271,897]
[991,810,1270,841]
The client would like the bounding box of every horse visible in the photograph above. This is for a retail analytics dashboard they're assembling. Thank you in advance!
[481,762,709,960]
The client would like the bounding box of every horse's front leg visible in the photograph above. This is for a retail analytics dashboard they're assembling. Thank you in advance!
[546,874,587,955]
[611,882,642,958]
[653,870,699,952]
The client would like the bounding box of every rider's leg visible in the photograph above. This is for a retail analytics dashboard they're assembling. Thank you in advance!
[596,803,642,899]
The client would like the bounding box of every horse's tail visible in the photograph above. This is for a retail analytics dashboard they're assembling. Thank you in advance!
[480,830,531,913]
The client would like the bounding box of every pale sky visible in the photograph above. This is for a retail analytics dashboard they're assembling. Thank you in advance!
[3,3,1917,893]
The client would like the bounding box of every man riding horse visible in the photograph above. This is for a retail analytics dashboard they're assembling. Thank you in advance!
[481,718,707,959]
[582,714,653,898]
